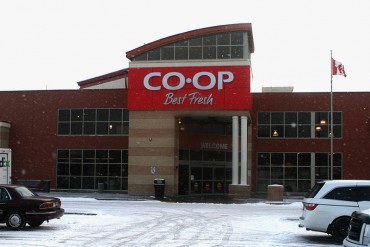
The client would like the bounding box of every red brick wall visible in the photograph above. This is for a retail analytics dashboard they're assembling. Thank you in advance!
[251,92,370,191]
[1,89,369,192]
[0,89,128,188]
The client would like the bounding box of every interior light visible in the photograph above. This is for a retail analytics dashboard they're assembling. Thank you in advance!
[273,130,279,137]
[320,120,326,124]
[315,126,322,131]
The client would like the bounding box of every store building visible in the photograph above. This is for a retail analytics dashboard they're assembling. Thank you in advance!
[0,23,370,196]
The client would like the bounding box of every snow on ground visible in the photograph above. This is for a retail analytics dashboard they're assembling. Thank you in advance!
[0,197,342,247]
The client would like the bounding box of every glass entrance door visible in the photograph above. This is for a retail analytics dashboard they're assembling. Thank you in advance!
[178,164,232,195]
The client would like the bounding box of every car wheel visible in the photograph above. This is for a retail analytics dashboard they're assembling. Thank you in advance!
[331,216,351,241]
[6,211,26,230]
[28,220,44,227]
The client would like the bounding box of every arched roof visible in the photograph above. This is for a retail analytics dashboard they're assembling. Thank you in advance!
[126,23,254,61]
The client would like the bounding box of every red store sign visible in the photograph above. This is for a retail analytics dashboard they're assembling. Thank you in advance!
[128,66,251,110]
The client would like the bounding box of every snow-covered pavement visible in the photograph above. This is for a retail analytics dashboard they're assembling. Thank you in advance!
[0,196,342,246]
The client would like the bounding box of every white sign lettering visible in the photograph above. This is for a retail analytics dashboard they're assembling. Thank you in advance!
[201,142,229,150]
[164,93,213,105]
[144,71,234,91]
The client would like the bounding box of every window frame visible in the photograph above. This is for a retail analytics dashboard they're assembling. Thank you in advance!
[57,149,128,191]
[257,111,342,139]
[256,152,342,193]
[132,31,248,62]
[57,108,129,136]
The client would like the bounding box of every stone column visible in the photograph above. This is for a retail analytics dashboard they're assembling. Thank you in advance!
[241,116,248,185]
[229,116,250,199]
[232,116,239,185]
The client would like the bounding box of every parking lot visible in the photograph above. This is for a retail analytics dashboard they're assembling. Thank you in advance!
[0,195,342,246]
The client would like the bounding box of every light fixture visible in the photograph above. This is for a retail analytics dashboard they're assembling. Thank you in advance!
[320,120,327,124]
[315,126,322,131]
[273,130,279,137]
[178,118,184,131]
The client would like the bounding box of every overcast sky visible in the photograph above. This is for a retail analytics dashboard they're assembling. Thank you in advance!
[1,0,369,92]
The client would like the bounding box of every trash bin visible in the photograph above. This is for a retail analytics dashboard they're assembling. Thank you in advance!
[153,178,165,199]
[42,180,51,192]
[267,184,284,201]
[98,183,105,193]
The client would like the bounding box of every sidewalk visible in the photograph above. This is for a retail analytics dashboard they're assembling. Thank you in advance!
[38,191,303,204]
[38,191,147,201]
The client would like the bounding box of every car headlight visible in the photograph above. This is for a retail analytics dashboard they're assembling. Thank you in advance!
[362,224,370,245]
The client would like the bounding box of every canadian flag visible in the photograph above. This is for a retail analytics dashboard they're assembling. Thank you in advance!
[332,58,347,77]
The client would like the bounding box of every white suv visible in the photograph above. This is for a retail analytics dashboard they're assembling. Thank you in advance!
[299,180,370,240]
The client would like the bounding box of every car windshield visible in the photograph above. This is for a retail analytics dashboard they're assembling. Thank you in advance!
[15,186,37,197]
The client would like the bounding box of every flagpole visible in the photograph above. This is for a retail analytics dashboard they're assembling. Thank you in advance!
[330,50,334,180]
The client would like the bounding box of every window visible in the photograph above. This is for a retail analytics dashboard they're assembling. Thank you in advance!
[357,187,370,201]
[58,108,129,136]
[132,31,248,61]
[148,49,160,60]
[190,150,202,161]
[315,153,342,180]
[324,187,357,201]
[298,112,311,138]
[0,188,10,201]
[203,151,225,162]
[175,46,188,60]
[161,45,174,60]
[256,152,342,193]
[179,149,190,161]
[285,112,298,137]
[57,149,128,191]
[315,112,342,138]
[15,187,36,197]
[306,182,325,198]
[257,111,342,139]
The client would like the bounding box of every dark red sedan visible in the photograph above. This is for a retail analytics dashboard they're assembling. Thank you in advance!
[0,184,64,230]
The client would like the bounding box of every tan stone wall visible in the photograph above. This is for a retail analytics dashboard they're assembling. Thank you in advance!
[128,111,178,196]
[127,110,251,196]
